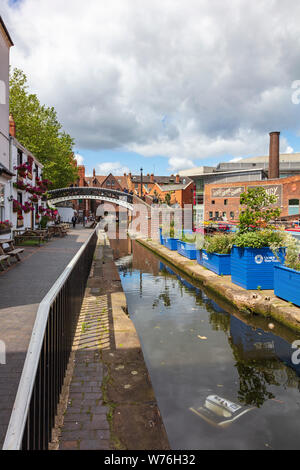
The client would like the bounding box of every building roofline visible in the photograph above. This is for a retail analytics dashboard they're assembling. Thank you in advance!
[0,16,14,46]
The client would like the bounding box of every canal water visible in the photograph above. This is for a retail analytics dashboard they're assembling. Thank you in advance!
[110,237,300,450]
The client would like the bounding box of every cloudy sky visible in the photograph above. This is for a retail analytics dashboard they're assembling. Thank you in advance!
[2,0,300,175]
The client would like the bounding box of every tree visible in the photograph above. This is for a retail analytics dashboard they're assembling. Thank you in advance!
[238,187,281,233]
[164,192,171,206]
[9,68,78,189]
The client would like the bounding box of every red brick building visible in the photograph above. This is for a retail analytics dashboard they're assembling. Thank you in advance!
[204,174,300,221]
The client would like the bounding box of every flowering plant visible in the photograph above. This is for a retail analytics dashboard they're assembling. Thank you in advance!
[13,199,22,212]
[17,212,24,221]
[14,162,32,178]
[0,220,12,230]
[22,201,34,214]
[13,180,27,191]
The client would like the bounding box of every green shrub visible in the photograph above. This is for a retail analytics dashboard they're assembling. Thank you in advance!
[203,233,235,254]
[234,230,285,249]
[270,231,300,272]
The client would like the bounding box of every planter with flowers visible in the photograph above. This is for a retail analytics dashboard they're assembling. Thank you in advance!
[22,201,34,214]
[13,199,22,213]
[14,162,32,179]
[162,221,178,250]
[0,220,12,235]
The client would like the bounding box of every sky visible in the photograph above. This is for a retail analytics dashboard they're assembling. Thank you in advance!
[2,0,300,176]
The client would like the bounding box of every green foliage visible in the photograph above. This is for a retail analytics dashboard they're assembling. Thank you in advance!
[270,231,300,272]
[238,187,281,233]
[203,233,235,254]
[9,68,78,189]
[164,192,172,206]
[234,229,285,249]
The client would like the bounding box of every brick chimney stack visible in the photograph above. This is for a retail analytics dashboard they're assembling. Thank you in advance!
[176,174,180,183]
[9,114,16,137]
[150,173,154,182]
[269,131,280,179]
[77,165,85,186]
[93,168,96,177]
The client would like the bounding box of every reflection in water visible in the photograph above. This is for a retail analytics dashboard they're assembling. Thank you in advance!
[113,239,300,449]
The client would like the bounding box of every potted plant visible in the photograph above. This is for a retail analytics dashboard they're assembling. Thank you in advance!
[177,231,197,260]
[0,220,12,235]
[231,187,285,290]
[162,220,179,250]
[199,233,235,275]
[273,233,300,306]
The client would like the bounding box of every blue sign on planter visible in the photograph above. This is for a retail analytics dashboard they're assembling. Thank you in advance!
[274,264,300,307]
[231,246,285,290]
[201,250,231,275]
[177,240,197,260]
[164,238,179,250]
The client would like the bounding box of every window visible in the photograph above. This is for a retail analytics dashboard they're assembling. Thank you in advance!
[224,199,228,205]
[196,194,204,205]
[288,199,299,216]
[222,212,227,219]
[111,180,115,186]
[211,200,215,205]
[215,211,219,218]
[106,181,110,187]
[209,211,213,218]
[17,149,23,166]
[0,184,4,221]
[230,211,235,220]
[17,192,22,205]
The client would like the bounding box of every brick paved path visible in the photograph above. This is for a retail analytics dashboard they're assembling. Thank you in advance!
[0,226,93,448]
[50,236,111,450]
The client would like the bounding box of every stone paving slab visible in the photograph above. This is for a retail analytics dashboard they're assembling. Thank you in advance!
[0,226,93,448]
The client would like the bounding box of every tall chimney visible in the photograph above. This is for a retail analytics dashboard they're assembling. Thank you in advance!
[176,174,180,183]
[93,168,96,177]
[269,131,280,179]
[9,114,16,137]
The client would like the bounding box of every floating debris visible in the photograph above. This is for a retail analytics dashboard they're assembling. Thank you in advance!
[198,335,207,340]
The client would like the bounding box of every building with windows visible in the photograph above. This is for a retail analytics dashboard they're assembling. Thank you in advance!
[9,118,45,230]
[0,16,13,230]
[180,132,300,226]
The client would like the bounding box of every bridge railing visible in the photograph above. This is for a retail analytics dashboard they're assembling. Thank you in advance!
[48,186,134,204]
[2,226,98,450]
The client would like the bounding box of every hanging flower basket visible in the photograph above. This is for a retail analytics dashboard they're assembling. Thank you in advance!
[13,199,22,213]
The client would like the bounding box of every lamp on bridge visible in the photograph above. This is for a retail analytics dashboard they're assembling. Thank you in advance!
[140,167,143,198]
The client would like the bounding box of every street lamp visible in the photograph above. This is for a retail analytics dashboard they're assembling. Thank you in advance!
[140,167,143,198]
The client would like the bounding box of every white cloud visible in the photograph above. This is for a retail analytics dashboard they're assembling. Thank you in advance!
[2,0,300,163]
[285,145,294,154]
[74,153,84,165]
[97,161,130,175]
[229,157,243,162]
[168,157,195,172]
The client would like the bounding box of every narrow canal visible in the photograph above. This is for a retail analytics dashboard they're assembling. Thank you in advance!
[109,236,300,450]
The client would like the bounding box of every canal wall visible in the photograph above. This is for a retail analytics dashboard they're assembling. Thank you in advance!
[97,234,170,450]
[136,238,300,334]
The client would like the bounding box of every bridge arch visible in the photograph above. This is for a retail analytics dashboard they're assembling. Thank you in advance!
[47,187,134,211]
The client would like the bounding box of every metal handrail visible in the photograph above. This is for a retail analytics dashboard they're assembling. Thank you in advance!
[3,225,99,450]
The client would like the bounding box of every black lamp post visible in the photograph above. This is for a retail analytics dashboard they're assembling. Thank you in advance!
[140,167,143,198]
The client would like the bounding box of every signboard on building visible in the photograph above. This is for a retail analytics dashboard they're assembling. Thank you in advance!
[211,186,245,198]
[249,184,282,206]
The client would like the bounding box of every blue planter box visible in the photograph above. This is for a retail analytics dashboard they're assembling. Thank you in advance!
[274,264,300,307]
[177,240,197,260]
[196,250,203,266]
[201,250,231,275]
[231,246,285,290]
[164,238,178,250]
[159,228,164,245]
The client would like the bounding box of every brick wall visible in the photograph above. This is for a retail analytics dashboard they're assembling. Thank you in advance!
[204,175,300,221]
